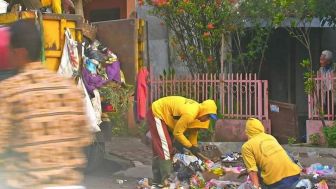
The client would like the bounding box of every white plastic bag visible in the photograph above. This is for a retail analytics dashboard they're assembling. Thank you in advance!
[0,0,8,14]
[58,28,79,78]
[296,179,312,189]
[78,78,101,132]
[173,153,200,167]
[92,89,102,127]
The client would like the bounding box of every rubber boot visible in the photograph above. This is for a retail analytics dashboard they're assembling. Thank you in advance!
[152,157,172,186]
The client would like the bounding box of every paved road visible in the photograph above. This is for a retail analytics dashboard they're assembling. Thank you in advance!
[84,158,133,189]
[83,157,152,189]
[82,137,153,189]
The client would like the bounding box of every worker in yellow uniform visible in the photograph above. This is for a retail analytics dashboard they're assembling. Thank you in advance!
[241,118,301,189]
[146,96,218,187]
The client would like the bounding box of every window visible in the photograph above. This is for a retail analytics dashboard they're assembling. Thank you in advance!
[90,8,121,22]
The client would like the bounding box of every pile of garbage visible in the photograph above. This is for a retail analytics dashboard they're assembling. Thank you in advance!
[304,163,335,177]
[136,145,336,189]
[81,37,133,114]
[137,145,248,189]
[301,163,336,189]
[82,38,125,94]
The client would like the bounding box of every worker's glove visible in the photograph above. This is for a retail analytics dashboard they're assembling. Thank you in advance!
[173,140,185,154]
[189,146,200,156]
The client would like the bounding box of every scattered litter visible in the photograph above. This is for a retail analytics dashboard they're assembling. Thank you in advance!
[221,152,242,162]
[316,180,329,189]
[307,151,319,158]
[133,160,145,167]
[137,178,150,189]
[223,166,245,174]
[204,159,215,170]
[306,163,335,176]
[134,149,335,189]
[137,151,246,189]
[205,179,241,189]
[116,179,124,184]
[296,179,312,189]
[173,153,201,167]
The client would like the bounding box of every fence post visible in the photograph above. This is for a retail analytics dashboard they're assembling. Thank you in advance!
[147,73,269,120]
[308,93,312,119]
[333,73,335,120]
[258,80,262,120]
[220,73,224,116]
[264,80,269,120]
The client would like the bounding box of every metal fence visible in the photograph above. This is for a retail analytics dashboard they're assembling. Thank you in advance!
[308,72,335,120]
[149,73,269,120]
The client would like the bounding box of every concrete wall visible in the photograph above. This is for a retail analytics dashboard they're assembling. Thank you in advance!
[214,119,271,142]
[200,142,336,156]
[137,5,169,76]
[306,120,334,144]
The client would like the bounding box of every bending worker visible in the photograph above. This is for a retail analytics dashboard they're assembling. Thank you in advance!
[241,118,301,189]
[146,96,218,187]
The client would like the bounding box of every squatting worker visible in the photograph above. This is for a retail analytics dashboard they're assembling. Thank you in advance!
[0,20,92,189]
[146,96,218,187]
[241,118,301,189]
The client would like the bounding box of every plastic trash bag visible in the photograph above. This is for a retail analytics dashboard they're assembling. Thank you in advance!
[295,179,312,189]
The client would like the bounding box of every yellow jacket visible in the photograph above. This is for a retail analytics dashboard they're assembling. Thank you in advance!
[242,118,301,185]
[152,96,217,148]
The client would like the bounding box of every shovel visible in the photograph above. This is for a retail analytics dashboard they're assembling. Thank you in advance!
[195,151,210,162]
[185,148,210,162]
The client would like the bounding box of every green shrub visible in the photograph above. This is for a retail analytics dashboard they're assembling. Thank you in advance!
[287,137,296,145]
[323,126,336,148]
[309,133,321,146]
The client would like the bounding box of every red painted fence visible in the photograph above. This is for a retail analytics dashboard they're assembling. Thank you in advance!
[308,72,335,120]
[149,73,269,120]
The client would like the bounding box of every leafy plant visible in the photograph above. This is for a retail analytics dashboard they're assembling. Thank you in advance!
[198,100,224,142]
[99,82,134,113]
[197,114,218,142]
[108,112,129,136]
[144,0,274,74]
[143,0,336,75]
[99,82,134,136]
[309,133,321,146]
[323,125,336,147]
[138,120,149,136]
[287,137,297,145]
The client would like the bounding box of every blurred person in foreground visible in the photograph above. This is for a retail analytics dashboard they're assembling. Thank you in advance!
[0,26,17,81]
[240,118,301,189]
[0,19,92,189]
[146,96,218,187]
